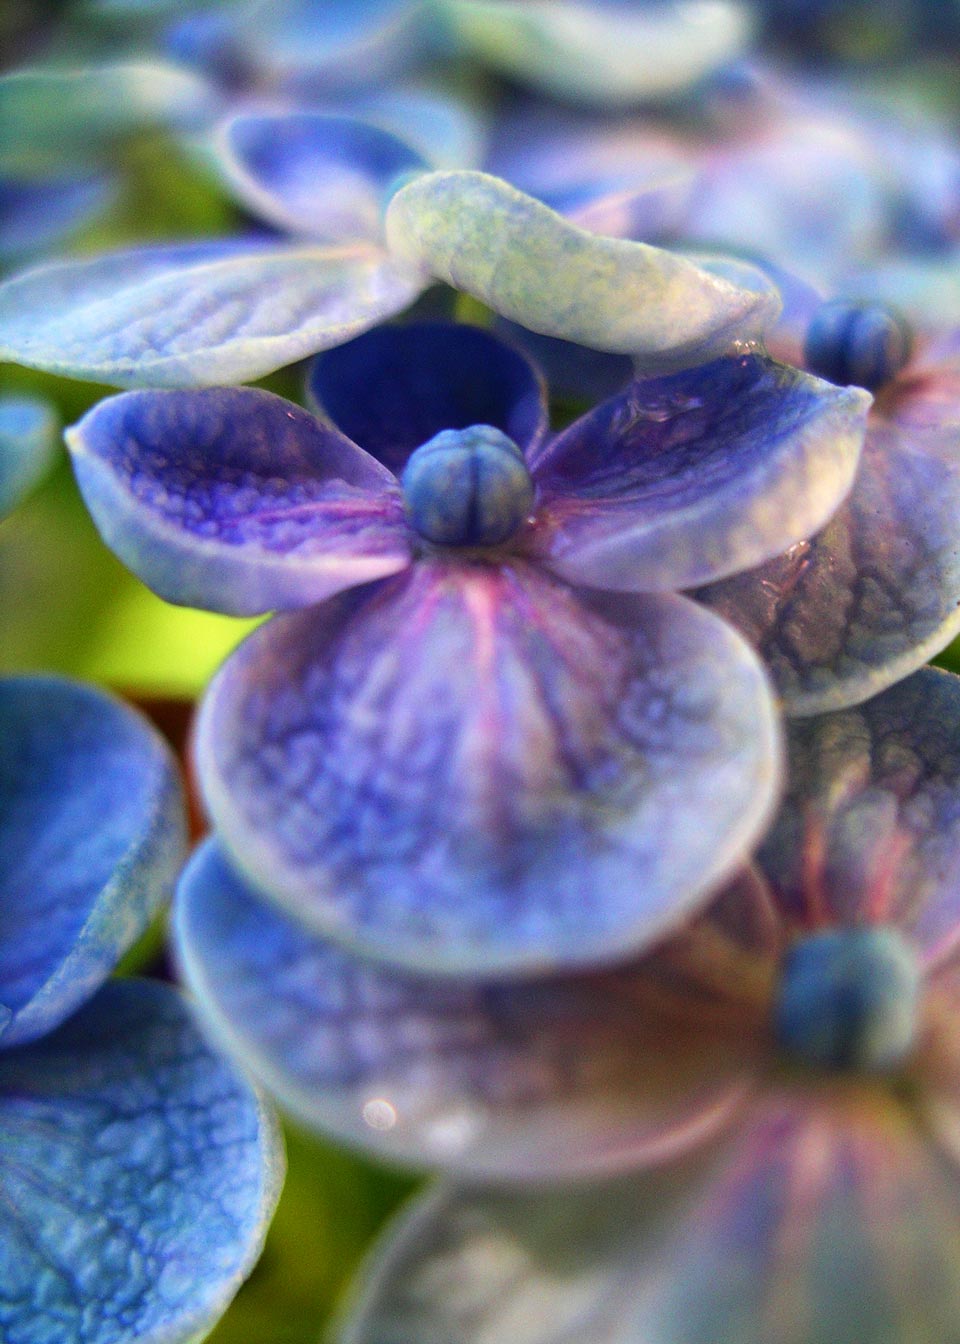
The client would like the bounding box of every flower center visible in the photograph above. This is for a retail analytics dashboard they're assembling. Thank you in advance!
[401,424,535,548]
[774,926,920,1074]
[803,301,913,392]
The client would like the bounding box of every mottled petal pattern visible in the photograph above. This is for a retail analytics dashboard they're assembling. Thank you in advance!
[0,677,186,1048]
[0,240,425,388]
[385,171,780,369]
[67,388,411,616]
[529,355,870,592]
[0,396,58,519]
[196,562,780,974]
[175,840,757,1180]
[307,321,548,474]
[0,978,283,1344]
[697,355,960,712]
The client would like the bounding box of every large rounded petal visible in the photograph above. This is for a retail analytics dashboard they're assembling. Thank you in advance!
[307,321,548,475]
[0,395,58,519]
[175,840,758,1180]
[196,560,781,975]
[0,677,186,1049]
[696,356,960,713]
[0,240,425,389]
[528,355,869,592]
[67,388,411,616]
[385,171,780,371]
[0,978,283,1344]
[211,112,428,242]
[338,1088,960,1344]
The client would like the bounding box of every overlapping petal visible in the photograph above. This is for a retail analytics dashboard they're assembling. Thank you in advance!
[175,840,758,1180]
[0,677,186,1048]
[196,560,780,975]
[697,353,960,713]
[307,321,548,474]
[0,239,425,388]
[0,978,283,1344]
[385,171,781,369]
[529,354,870,592]
[0,396,58,519]
[66,387,412,615]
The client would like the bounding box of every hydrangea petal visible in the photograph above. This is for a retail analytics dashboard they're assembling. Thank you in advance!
[0,175,116,263]
[240,0,421,90]
[67,387,411,616]
[529,355,869,592]
[385,171,781,370]
[307,321,548,474]
[351,88,486,170]
[339,1090,960,1344]
[175,840,758,1180]
[0,677,186,1049]
[756,669,960,963]
[196,561,780,975]
[0,396,59,519]
[0,978,283,1344]
[211,112,428,242]
[0,239,425,388]
[696,357,960,713]
[439,1,752,107]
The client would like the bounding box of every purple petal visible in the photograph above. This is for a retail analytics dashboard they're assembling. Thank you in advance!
[196,560,780,975]
[696,353,960,712]
[307,321,548,475]
[67,387,412,616]
[0,173,116,262]
[529,354,870,592]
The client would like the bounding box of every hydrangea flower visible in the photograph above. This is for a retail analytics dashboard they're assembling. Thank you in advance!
[0,674,283,1343]
[66,320,869,973]
[175,665,960,1344]
[0,395,58,518]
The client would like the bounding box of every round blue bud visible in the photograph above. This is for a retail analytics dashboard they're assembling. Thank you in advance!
[774,927,920,1074]
[804,301,913,392]
[401,424,535,548]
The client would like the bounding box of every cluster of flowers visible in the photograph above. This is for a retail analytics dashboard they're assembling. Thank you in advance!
[6,1,960,1341]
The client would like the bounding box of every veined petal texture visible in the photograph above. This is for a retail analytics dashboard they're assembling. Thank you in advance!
[196,561,780,975]
[696,350,960,713]
[0,396,58,519]
[530,355,870,592]
[0,677,186,1048]
[175,841,758,1180]
[385,171,780,369]
[0,978,283,1344]
[0,240,425,388]
[67,388,412,615]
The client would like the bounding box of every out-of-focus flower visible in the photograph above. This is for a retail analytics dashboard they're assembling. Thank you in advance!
[65,320,868,973]
[0,674,283,1343]
[0,395,59,518]
[176,666,960,1344]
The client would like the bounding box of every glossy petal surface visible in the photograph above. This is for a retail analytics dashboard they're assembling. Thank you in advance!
[176,840,757,1179]
[0,240,425,388]
[0,396,58,519]
[197,562,780,975]
[0,175,116,263]
[697,356,960,713]
[339,1090,960,1344]
[0,677,186,1048]
[212,112,428,242]
[440,0,752,107]
[307,321,548,474]
[0,978,283,1344]
[67,388,411,616]
[530,355,869,592]
[385,172,780,370]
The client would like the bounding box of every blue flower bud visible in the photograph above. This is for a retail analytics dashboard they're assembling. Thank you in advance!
[774,926,920,1073]
[804,301,913,391]
[401,424,535,548]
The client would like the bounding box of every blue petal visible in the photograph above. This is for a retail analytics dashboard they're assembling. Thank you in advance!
[67,387,412,616]
[0,677,186,1048]
[0,396,59,519]
[239,0,422,90]
[0,239,425,388]
[493,320,635,405]
[307,321,548,474]
[0,174,117,263]
[0,978,283,1344]
[530,355,870,592]
[350,88,486,169]
[195,561,780,975]
[211,112,429,242]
